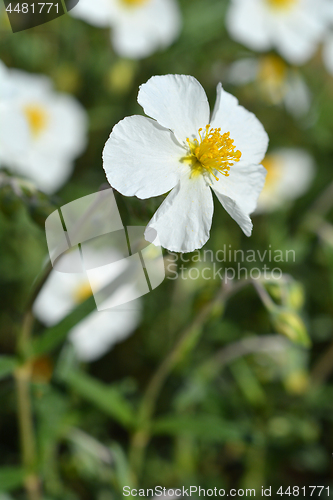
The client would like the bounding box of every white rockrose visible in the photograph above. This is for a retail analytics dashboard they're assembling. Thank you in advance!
[70,0,181,59]
[103,74,269,253]
[0,61,29,165]
[227,55,311,118]
[256,148,315,213]
[226,0,330,65]
[33,250,141,362]
[0,66,88,194]
[322,3,333,74]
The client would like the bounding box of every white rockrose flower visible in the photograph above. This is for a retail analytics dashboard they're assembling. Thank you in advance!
[33,250,141,362]
[0,61,29,165]
[322,3,333,75]
[228,55,311,118]
[0,67,88,194]
[226,0,330,65]
[103,74,269,253]
[70,0,181,60]
[256,148,315,213]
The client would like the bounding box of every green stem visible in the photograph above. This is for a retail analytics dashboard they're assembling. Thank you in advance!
[129,279,248,482]
[15,311,41,500]
[13,185,110,498]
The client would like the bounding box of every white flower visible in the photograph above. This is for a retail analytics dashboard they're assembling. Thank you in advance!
[227,55,311,118]
[70,0,181,59]
[0,65,88,194]
[322,3,333,75]
[226,0,330,65]
[0,61,29,165]
[33,250,141,362]
[103,75,269,253]
[256,148,315,212]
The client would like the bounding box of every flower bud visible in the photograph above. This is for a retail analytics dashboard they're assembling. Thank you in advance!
[272,309,311,347]
[285,281,305,310]
[106,60,136,94]
[283,370,309,395]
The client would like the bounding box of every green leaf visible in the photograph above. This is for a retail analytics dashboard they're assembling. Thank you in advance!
[0,357,17,380]
[61,370,135,429]
[109,442,133,489]
[0,467,24,491]
[152,414,243,442]
[32,296,96,356]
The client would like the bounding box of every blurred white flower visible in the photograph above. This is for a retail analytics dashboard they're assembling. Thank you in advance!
[103,74,268,253]
[70,0,181,59]
[33,250,141,362]
[0,61,29,165]
[0,64,88,193]
[322,3,333,75]
[226,0,330,65]
[228,55,311,118]
[256,148,315,212]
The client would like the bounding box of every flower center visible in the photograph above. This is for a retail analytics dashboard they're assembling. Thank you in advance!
[185,125,242,181]
[23,104,49,139]
[257,55,287,103]
[72,282,93,304]
[121,0,149,7]
[258,55,286,87]
[266,0,297,11]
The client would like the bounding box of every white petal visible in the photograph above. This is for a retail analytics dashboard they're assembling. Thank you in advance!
[146,173,214,253]
[226,0,272,52]
[323,33,333,75]
[36,94,88,160]
[0,105,30,165]
[103,115,186,199]
[137,74,210,144]
[212,163,267,236]
[211,83,269,166]
[33,271,87,326]
[69,306,141,362]
[227,58,259,86]
[284,73,311,118]
[215,194,253,236]
[14,155,74,194]
[111,0,181,59]
[70,0,113,27]
[272,7,325,65]
[8,68,53,98]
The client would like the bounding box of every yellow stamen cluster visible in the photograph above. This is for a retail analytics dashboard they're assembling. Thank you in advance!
[23,104,49,138]
[258,55,286,86]
[186,125,242,181]
[257,55,287,104]
[73,282,93,304]
[121,0,148,7]
[267,0,297,10]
